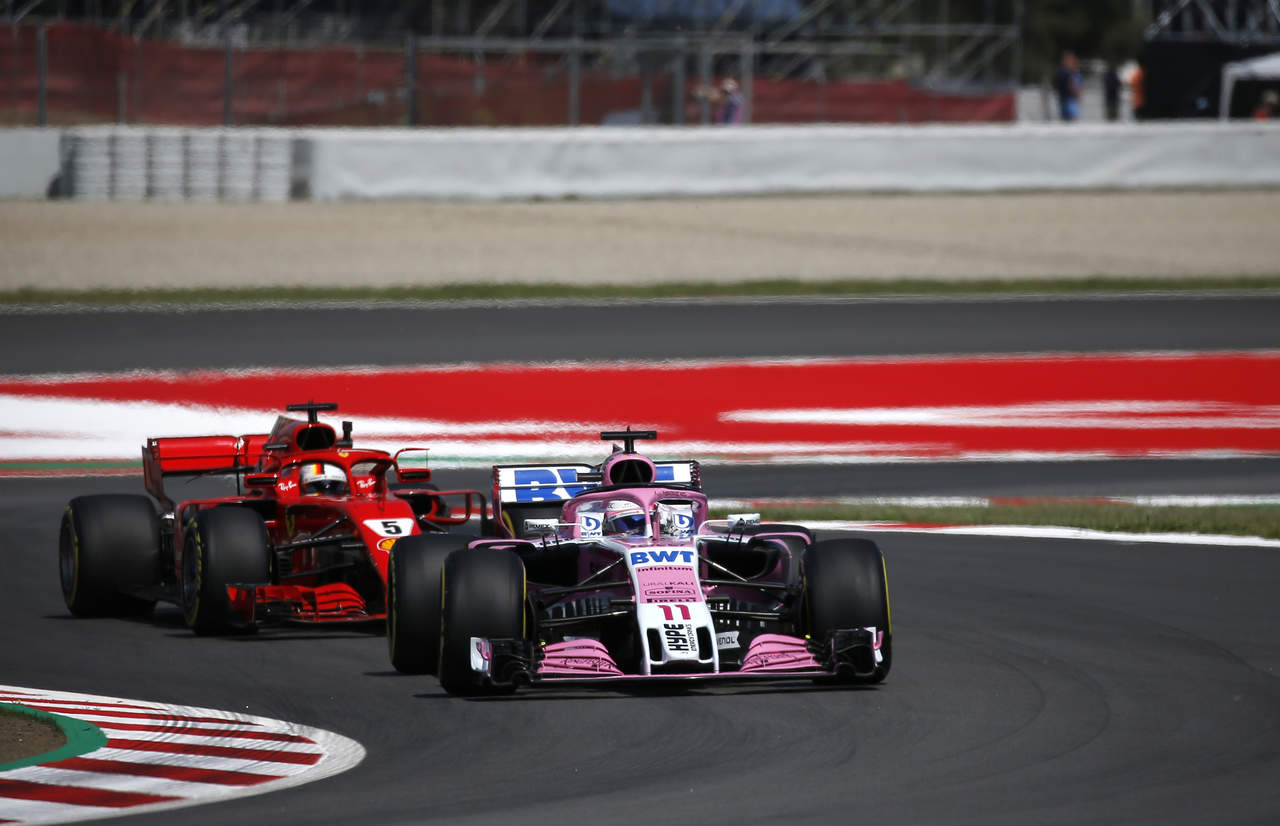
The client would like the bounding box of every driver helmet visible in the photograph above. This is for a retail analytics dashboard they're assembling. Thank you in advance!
[604,501,647,536]
[300,462,348,496]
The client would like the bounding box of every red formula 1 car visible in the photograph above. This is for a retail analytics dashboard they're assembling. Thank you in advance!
[385,429,891,694]
[58,402,488,634]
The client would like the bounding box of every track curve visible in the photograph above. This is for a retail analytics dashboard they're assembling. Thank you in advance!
[3,295,1280,825]
[5,477,1280,825]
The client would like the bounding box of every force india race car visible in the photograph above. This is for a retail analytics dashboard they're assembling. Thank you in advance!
[59,402,487,634]
[386,429,891,694]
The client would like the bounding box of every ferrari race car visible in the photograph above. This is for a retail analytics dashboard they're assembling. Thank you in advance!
[59,402,487,634]
[386,429,891,694]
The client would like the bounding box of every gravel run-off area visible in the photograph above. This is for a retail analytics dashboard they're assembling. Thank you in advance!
[3,189,1279,291]
[0,709,64,764]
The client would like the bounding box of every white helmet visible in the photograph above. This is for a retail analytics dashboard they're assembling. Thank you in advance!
[300,462,348,496]
[604,500,647,536]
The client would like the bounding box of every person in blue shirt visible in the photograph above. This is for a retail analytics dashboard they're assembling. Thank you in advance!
[716,78,744,125]
[1053,52,1083,122]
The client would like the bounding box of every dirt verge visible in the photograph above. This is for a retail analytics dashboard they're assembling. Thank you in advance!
[0,707,66,766]
[3,190,1278,292]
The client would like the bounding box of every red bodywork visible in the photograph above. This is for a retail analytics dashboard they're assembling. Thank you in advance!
[143,406,487,626]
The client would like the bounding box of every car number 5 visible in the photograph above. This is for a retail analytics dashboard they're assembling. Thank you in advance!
[364,518,414,537]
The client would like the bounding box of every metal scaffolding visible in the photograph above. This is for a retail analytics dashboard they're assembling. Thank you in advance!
[1143,0,1280,45]
[4,0,1022,87]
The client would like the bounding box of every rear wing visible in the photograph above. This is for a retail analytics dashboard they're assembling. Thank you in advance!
[493,461,700,505]
[143,434,272,508]
[491,460,698,539]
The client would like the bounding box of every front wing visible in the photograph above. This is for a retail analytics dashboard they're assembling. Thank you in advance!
[467,629,884,689]
[227,582,384,626]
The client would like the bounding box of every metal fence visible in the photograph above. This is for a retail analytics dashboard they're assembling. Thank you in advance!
[2,20,1017,128]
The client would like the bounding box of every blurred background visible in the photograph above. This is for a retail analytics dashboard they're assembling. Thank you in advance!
[2,0,1277,128]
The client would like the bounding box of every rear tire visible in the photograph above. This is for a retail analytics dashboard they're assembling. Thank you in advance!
[59,495,160,617]
[438,549,526,696]
[386,534,472,674]
[804,538,892,684]
[182,506,270,635]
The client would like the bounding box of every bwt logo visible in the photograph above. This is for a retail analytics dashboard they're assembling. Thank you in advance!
[630,550,695,565]
[578,514,603,538]
[513,468,591,502]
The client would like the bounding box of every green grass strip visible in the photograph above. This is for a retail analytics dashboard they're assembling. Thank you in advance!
[711,503,1280,541]
[4,276,1280,307]
[0,702,108,772]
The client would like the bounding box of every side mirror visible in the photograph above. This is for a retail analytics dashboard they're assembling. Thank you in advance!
[245,473,279,487]
[726,512,761,527]
[394,448,432,483]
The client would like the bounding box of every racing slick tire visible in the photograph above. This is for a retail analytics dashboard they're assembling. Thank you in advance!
[803,538,892,685]
[438,549,526,696]
[387,533,473,675]
[182,506,270,636]
[59,494,161,617]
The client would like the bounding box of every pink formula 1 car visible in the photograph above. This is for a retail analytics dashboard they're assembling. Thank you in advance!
[386,429,891,694]
[59,402,488,634]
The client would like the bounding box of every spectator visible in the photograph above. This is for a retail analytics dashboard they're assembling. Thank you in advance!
[1255,90,1279,121]
[1053,51,1083,122]
[1103,62,1122,122]
[716,78,744,125]
[1129,63,1145,120]
[693,77,745,125]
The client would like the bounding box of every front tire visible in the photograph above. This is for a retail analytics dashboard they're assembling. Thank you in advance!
[386,534,472,674]
[438,549,526,696]
[59,494,160,617]
[804,538,892,684]
[182,506,270,635]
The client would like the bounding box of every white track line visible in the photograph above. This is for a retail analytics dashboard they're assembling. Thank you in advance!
[798,521,1280,548]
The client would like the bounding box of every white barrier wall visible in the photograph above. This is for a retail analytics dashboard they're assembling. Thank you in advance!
[0,129,62,198]
[2,122,1277,201]
[305,122,1280,200]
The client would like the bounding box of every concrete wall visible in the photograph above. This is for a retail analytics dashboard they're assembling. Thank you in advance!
[0,129,62,199]
[304,122,1280,200]
[3,122,1278,201]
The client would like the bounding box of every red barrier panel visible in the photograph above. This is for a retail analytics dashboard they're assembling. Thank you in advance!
[750,77,1014,123]
[2,22,1012,126]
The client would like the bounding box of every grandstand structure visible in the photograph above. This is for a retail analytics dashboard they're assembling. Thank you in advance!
[1138,0,1280,117]
[1143,0,1280,45]
[5,1,1022,85]
[2,1,1027,126]
[8,1,1274,125]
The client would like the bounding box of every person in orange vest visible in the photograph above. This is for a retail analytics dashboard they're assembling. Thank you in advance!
[1255,90,1278,120]
[1129,64,1145,120]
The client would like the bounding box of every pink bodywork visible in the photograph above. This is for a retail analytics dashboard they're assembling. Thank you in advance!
[539,640,625,676]
[527,485,839,680]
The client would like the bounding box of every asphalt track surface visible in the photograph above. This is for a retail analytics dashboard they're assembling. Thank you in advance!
[4,293,1280,374]
[4,295,1280,825]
